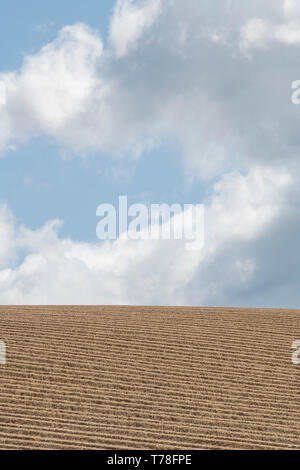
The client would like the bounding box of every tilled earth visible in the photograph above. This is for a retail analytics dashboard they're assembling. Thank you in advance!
[0,306,299,449]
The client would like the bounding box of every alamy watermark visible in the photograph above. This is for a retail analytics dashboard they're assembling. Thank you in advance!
[96,196,204,251]
[0,80,6,105]
[291,80,300,104]
[0,340,6,365]
[292,340,300,365]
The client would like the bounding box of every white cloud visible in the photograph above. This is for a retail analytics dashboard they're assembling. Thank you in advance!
[283,0,300,19]
[109,0,162,58]
[207,166,291,246]
[240,18,300,52]
[240,18,270,52]
[0,23,107,152]
[0,205,16,269]
[240,0,300,53]
[0,165,293,306]
[1,0,300,179]
[1,1,300,307]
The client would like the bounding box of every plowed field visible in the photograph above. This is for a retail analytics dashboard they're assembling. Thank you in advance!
[0,306,299,449]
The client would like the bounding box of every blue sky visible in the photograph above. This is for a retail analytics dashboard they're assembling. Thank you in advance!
[1,136,205,241]
[0,0,205,242]
[0,0,300,307]
[0,0,113,69]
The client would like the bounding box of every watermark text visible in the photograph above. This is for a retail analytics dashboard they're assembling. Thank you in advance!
[292,340,300,365]
[0,80,6,105]
[96,196,204,251]
[0,340,6,365]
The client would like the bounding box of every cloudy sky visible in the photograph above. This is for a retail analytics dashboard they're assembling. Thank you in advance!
[0,0,300,307]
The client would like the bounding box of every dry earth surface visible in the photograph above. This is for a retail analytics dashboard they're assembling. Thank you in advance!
[0,306,299,450]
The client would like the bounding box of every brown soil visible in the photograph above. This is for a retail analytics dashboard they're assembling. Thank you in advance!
[0,306,299,450]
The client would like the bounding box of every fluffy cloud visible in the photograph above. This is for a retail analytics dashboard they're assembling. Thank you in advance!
[1,1,300,307]
[109,0,162,58]
[240,18,300,53]
[0,23,108,153]
[239,0,300,52]
[1,0,300,179]
[0,165,294,306]
[0,205,16,269]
